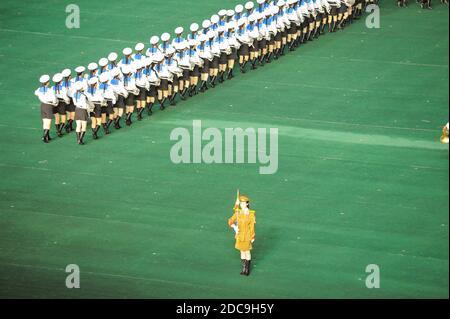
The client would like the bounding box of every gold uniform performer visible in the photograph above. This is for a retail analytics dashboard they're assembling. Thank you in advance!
[228,192,256,276]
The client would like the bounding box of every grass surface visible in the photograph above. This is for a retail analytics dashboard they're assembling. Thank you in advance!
[0,1,448,298]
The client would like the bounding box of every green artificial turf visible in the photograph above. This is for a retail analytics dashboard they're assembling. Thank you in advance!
[0,1,448,298]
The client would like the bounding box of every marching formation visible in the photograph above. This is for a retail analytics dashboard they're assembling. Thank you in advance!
[35,0,372,145]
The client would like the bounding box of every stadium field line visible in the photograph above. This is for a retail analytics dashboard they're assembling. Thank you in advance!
[168,110,441,132]
[0,28,137,44]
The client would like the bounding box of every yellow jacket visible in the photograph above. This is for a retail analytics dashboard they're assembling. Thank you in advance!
[228,206,256,251]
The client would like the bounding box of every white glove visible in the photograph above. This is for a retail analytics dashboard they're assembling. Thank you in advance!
[231,224,239,234]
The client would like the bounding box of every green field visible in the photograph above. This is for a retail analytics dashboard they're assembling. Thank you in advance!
[0,1,448,298]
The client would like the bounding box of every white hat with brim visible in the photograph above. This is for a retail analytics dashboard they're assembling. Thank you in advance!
[175,27,184,34]
[235,4,244,13]
[75,66,85,73]
[218,9,227,17]
[190,23,199,32]
[150,36,159,45]
[39,74,50,84]
[211,15,219,24]
[98,58,108,67]
[52,73,63,83]
[88,62,98,71]
[245,1,255,10]
[135,43,145,51]
[61,69,71,77]
[108,52,118,61]
[202,20,211,29]
[161,33,171,42]
[123,47,132,55]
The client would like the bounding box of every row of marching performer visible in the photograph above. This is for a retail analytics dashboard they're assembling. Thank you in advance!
[35,0,367,145]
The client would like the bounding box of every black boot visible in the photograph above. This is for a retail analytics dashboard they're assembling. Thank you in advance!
[266,52,272,63]
[126,113,132,126]
[46,129,52,141]
[55,124,63,137]
[245,260,251,276]
[69,119,74,132]
[170,93,178,105]
[227,68,234,79]
[79,131,85,145]
[199,81,207,92]
[137,107,145,120]
[114,116,122,129]
[42,129,49,143]
[251,60,257,70]
[210,76,217,88]
[102,123,110,135]
[218,71,224,83]
[240,61,247,73]
[180,88,188,100]
[106,119,113,130]
[59,123,66,136]
[240,259,246,275]
[147,103,154,115]
[160,98,166,110]
[92,126,99,139]
[65,120,71,133]
[76,132,80,144]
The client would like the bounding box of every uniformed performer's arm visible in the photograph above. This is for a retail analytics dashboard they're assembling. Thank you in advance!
[250,211,256,242]
[228,210,237,228]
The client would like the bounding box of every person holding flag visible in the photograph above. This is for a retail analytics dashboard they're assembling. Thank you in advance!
[228,190,257,276]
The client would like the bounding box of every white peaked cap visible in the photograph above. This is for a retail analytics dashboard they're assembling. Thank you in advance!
[175,27,184,34]
[99,73,109,83]
[188,39,196,47]
[111,68,120,77]
[245,1,255,10]
[190,23,199,32]
[277,0,285,6]
[211,14,219,24]
[88,77,98,85]
[74,81,83,91]
[98,58,108,67]
[61,69,71,77]
[218,9,227,17]
[144,57,152,66]
[75,66,85,73]
[161,33,171,41]
[207,30,215,39]
[271,6,279,14]
[88,62,98,71]
[108,52,118,61]
[202,19,211,28]
[135,42,145,51]
[217,26,226,33]
[227,10,235,17]
[123,47,132,55]
[150,36,159,45]
[198,34,207,42]
[39,74,50,84]
[237,18,246,26]
[256,13,264,20]
[257,0,265,4]
[52,73,63,83]
[248,14,257,22]
[235,4,244,13]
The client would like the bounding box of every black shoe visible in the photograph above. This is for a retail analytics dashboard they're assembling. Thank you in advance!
[65,123,71,133]
[240,259,246,275]
[79,132,85,145]
[245,260,251,276]
[103,123,110,134]
[42,129,49,143]
[147,104,154,115]
[114,117,121,129]
[92,128,98,139]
